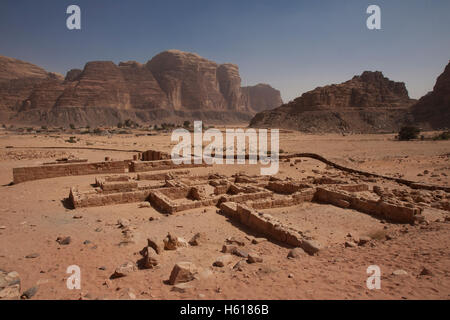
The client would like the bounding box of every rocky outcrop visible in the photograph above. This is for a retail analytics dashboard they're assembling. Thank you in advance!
[0,56,63,122]
[241,84,283,112]
[147,50,227,111]
[250,71,415,133]
[412,61,450,130]
[1,50,281,126]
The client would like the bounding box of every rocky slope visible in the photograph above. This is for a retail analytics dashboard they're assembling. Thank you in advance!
[250,71,416,133]
[0,50,282,126]
[0,56,63,122]
[412,61,450,130]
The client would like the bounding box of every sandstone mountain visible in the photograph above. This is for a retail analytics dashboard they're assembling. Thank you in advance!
[0,55,63,122]
[250,71,416,133]
[1,50,282,126]
[412,61,450,130]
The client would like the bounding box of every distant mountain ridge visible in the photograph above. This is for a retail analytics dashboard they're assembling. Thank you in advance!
[0,50,283,126]
[250,71,418,133]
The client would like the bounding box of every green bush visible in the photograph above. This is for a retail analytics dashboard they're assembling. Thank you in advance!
[432,131,450,141]
[66,136,77,143]
[398,126,420,141]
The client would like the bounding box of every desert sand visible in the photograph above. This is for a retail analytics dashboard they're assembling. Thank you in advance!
[0,127,449,300]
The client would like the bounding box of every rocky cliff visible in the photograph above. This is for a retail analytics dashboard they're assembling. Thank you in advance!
[1,50,282,126]
[250,71,416,133]
[412,61,450,130]
[241,84,283,113]
[0,55,63,122]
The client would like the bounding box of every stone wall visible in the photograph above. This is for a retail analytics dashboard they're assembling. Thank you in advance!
[249,188,315,210]
[130,160,208,172]
[139,150,170,161]
[13,160,129,184]
[69,187,150,208]
[314,187,421,223]
[220,202,304,247]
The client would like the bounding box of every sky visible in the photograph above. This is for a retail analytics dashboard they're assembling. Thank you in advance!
[0,0,449,102]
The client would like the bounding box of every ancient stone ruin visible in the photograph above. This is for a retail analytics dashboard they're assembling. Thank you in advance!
[12,150,450,254]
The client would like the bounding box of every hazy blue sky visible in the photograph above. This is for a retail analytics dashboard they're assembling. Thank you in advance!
[0,0,449,101]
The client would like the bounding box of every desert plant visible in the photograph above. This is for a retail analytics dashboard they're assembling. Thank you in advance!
[398,126,420,141]
[432,131,450,141]
[66,136,77,143]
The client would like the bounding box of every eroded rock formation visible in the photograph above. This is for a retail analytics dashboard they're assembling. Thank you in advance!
[0,55,63,122]
[0,50,282,126]
[250,71,416,133]
[412,61,450,130]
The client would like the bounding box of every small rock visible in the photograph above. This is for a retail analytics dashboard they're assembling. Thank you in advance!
[25,253,40,259]
[0,284,20,299]
[247,252,263,264]
[117,218,130,228]
[56,236,71,245]
[252,237,267,245]
[95,228,103,232]
[21,286,38,299]
[385,234,394,240]
[222,244,238,254]
[140,247,159,269]
[345,241,357,248]
[225,236,245,246]
[392,269,408,276]
[287,248,306,259]
[189,232,206,246]
[0,271,20,288]
[419,267,433,276]
[232,248,249,258]
[147,237,162,254]
[232,260,246,271]
[177,237,189,247]
[358,236,371,246]
[213,255,234,267]
[288,273,294,278]
[169,262,198,285]
[163,233,178,250]
[73,215,83,219]
[0,226,6,230]
[138,202,151,208]
[83,240,92,245]
[112,261,137,278]
[301,239,322,255]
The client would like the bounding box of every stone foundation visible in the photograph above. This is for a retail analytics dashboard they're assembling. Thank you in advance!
[13,160,129,184]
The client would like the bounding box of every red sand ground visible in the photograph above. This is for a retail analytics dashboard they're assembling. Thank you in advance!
[0,129,449,299]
